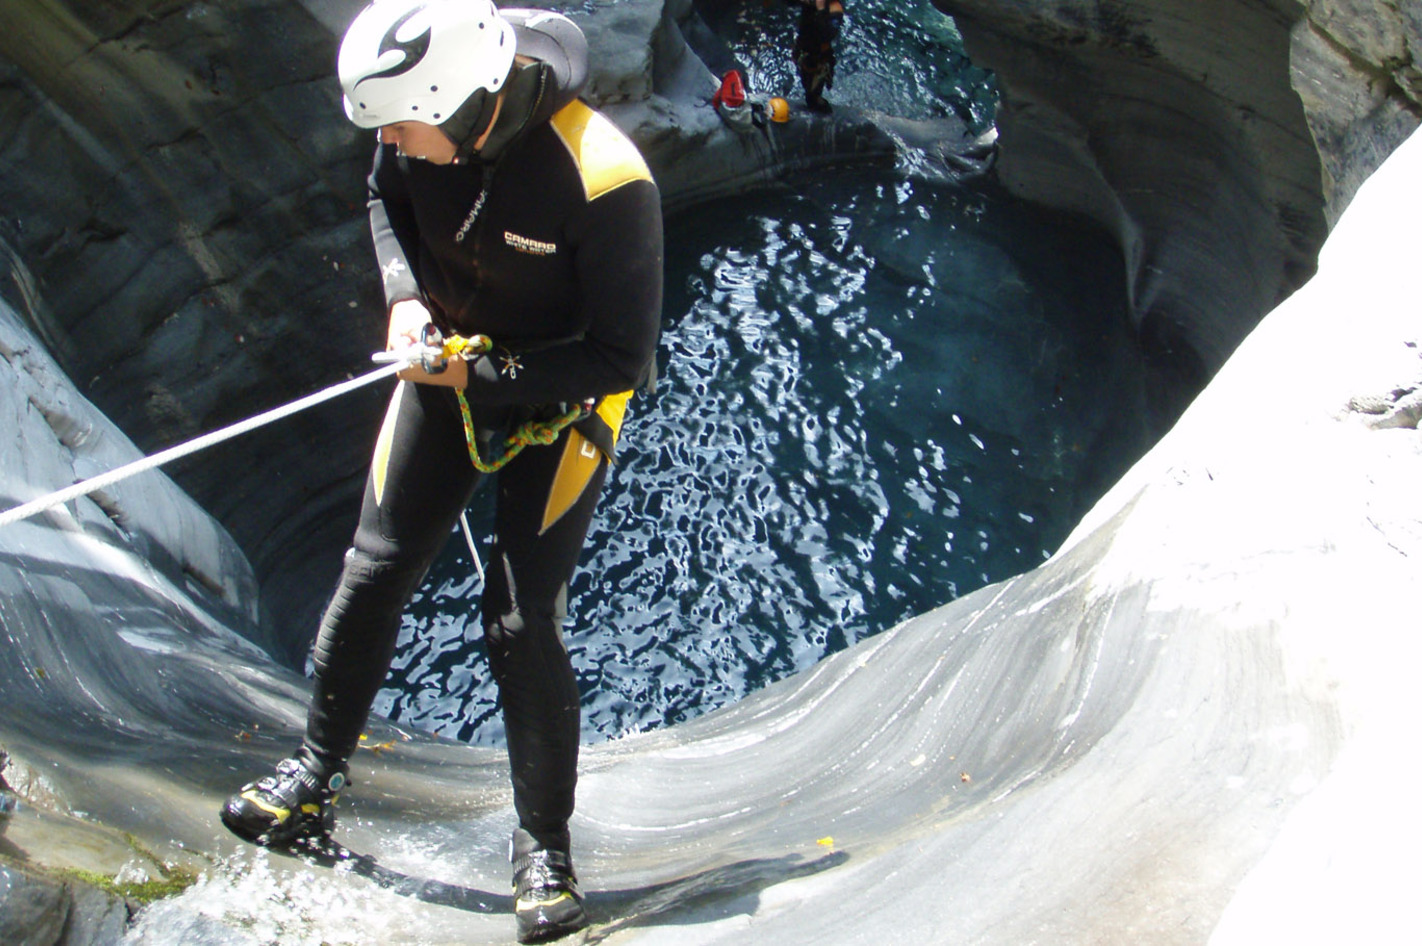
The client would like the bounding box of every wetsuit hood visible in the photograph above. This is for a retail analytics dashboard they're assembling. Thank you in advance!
[455,9,588,164]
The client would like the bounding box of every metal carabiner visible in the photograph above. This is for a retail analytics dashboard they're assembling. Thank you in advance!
[418,323,449,374]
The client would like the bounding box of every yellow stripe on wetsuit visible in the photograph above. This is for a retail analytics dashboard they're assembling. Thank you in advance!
[371,380,408,506]
[548,100,653,202]
[540,391,630,534]
[539,104,645,528]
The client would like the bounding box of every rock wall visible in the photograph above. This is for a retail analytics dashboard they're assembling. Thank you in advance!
[0,0,387,663]
[0,299,260,634]
[935,0,1314,426]
[1293,0,1422,223]
[937,0,1419,427]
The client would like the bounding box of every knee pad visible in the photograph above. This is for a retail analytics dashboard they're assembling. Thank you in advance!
[482,555,568,646]
[483,589,570,676]
[312,546,431,669]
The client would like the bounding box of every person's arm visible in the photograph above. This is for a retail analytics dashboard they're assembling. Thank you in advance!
[368,142,422,312]
[365,142,470,385]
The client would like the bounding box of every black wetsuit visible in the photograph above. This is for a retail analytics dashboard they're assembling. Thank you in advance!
[787,0,844,111]
[299,24,662,850]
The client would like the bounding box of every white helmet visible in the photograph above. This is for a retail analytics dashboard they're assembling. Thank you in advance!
[338,0,516,129]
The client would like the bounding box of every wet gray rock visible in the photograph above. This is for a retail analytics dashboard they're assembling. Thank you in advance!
[1293,0,1422,224]
[0,865,70,946]
[0,863,130,946]
[0,0,384,663]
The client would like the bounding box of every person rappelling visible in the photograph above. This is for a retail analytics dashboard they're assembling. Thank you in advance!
[218,2,664,943]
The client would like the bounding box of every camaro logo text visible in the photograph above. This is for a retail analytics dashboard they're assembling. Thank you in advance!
[504,231,557,255]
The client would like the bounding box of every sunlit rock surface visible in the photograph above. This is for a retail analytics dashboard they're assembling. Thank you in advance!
[1,0,1420,941]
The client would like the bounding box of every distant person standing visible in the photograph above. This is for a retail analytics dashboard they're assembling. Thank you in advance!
[786,0,845,112]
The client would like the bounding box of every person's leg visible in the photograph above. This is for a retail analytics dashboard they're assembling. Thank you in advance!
[796,12,837,112]
[223,382,480,845]
[484,425,608,847]
[306,381,481,765]
[482,425,608,943]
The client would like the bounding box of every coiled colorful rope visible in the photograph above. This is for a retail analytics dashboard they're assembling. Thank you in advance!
[445,333,590,473]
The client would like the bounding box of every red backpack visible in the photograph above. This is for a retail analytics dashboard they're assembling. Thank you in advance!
[711,69,747,109]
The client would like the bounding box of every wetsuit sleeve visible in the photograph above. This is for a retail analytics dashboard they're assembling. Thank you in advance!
[464,176,664,405]
[367,142,423,313]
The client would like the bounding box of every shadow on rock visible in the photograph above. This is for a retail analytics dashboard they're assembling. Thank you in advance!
[283,836,848,937]
[280,836,503,914]
[585,850,850,939]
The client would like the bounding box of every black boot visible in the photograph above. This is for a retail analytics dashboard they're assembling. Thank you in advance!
[220,752,348,847]
[512,827,588,943]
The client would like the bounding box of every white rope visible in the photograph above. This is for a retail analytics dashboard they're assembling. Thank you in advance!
[458,511,486,586]
[0,358,413,529]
